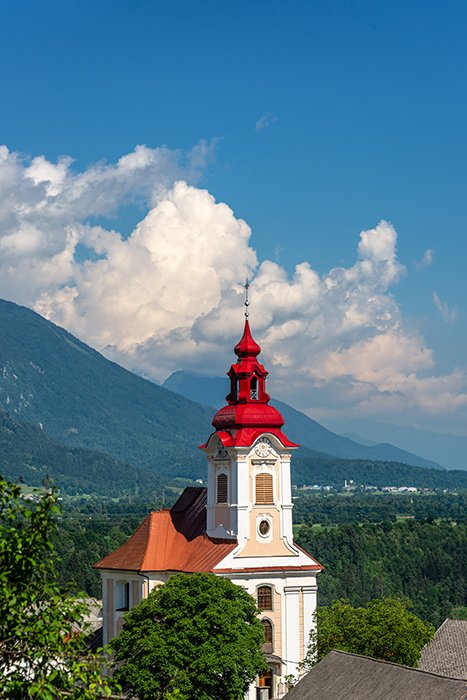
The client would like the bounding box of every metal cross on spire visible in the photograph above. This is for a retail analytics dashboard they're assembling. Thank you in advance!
[244,277,250,319]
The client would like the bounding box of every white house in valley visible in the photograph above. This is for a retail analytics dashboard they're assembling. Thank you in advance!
[95,315,322,699]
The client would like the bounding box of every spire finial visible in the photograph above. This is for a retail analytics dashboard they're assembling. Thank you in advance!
[244,277,250,319]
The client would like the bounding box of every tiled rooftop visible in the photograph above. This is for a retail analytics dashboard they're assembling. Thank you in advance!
[285,650,467,700]
[419,619,467,680]
[94,487,237,573]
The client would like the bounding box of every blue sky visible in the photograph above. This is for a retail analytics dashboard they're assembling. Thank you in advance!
[0,0,466,437]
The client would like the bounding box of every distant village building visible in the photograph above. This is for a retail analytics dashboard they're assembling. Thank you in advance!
[95,317,322,699]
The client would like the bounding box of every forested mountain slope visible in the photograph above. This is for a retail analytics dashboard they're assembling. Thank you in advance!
[0,299,212,476]
[0,408,162,496]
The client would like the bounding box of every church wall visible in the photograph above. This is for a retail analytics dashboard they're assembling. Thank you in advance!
[132,579,140,607]
[266,587,283,655]
[147,572,172,593]
[221,570,318,697]
[299,588,304,663]
[100,572,145,644]
[214,503,231,529]
[103,577,114,646]
[302,585,317,659]
[239,506,291,557]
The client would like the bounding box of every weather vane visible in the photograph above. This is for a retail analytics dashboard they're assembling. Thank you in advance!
[244,277,250,319]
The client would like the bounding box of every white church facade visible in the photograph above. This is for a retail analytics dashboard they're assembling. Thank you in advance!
[95,316,322,699]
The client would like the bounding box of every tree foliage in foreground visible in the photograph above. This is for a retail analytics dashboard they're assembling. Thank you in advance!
[0,476,116,699]
[312,598,435,667]
[111,572,267,700]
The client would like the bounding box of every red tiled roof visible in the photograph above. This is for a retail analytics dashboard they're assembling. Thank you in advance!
[94,486,323,575]
[94,514,152,571]
[94,488,237,573]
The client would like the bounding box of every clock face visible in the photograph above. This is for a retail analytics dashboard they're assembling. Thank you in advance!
[254,438,272,458]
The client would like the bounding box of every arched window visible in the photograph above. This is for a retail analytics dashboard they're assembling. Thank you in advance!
[262,619,273,644]
[255,473,273,504]
[257,585,273,611]
[250,376,258,400]
[115,580,129,611]
[217,473,228,503]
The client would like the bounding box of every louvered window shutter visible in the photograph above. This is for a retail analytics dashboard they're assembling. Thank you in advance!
[217,473,228,503]
[255,473,273,504]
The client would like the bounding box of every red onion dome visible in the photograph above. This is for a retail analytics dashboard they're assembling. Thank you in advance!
[212,402,285,431]
[234,319,261,358]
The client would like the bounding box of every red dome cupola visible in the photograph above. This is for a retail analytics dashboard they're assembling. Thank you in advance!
[210,318,298,448]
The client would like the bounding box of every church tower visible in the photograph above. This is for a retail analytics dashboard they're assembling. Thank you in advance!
[200,298,322,698]
[203,317,298,554]
[95,293,322,699]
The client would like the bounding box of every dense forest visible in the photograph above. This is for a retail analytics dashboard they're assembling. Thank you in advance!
[293,492,467,524]
[54,492,467,628]
[293,493,467,627]
[292,449,467,490]
[296,520,466,627]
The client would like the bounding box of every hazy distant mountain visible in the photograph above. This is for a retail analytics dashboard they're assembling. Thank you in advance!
[340,432,377,447]
[163,371,443,470]
[325,417,467,471]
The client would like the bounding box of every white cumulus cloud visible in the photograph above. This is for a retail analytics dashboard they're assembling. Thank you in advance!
[0,143,465,428]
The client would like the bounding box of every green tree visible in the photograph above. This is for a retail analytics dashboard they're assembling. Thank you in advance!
[312,598,435,667]
[111,572,267,700]
[0,476,116,699]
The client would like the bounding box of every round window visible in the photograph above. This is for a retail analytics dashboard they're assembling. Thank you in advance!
[258,519,270,536]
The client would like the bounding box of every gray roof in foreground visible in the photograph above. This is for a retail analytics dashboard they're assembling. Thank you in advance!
[419,619,467,680]
[284,650,467,700]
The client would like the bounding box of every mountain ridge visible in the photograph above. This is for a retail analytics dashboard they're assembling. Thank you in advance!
[0,298,212,476]
[1,298,465,495]
[325,417,467,471]
[163,370,444,470]
[0,407,161,496]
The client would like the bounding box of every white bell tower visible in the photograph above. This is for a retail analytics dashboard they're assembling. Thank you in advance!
[200,296,322,699]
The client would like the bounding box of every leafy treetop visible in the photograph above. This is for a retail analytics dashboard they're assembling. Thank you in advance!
[111,572,268,700]
[0,475,116,699]
[310,598,435,668]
